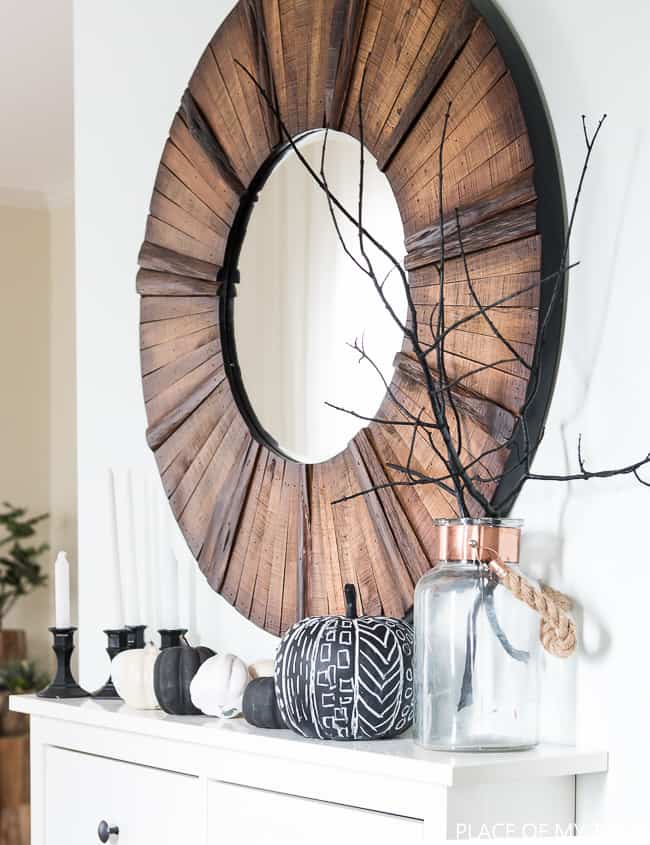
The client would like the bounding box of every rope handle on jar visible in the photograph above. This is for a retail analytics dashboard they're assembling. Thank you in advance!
[470,541,577,658]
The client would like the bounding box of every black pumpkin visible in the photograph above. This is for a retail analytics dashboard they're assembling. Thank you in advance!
[153,645,215,715]
[242,677,286,729]
[245,584,415,740]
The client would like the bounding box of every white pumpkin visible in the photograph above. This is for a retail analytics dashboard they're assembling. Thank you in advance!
[249,659,274,679]
[112,643,160,710]
[190,653,250,718]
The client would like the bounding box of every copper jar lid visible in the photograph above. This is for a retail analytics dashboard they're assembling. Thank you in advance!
[432,518,521,564]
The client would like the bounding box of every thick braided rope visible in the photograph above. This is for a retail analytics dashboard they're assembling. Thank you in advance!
[489,559,577,658]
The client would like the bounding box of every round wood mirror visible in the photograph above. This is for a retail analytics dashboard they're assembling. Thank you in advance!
[138,0,565,634]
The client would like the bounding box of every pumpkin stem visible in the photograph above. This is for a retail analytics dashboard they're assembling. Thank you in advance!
[344,583,357,619]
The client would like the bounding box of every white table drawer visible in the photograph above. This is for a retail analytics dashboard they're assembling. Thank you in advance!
[207,780,423,844]
[45,747,200,845]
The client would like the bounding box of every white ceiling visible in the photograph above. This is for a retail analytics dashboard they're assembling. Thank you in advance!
[0,0,73,205]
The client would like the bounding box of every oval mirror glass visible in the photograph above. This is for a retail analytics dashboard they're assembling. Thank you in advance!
[235,130,406,464]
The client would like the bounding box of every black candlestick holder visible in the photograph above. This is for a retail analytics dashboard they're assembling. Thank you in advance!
[38,627,90,699]
[126,624,147,649]
[158,628,188,650]
[91,628,130,699]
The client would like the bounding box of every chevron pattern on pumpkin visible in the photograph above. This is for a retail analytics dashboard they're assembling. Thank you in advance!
[274,615,414,740]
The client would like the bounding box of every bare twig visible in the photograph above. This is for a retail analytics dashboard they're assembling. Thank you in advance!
[528,452,650,483]
[454,207,531,371]
[324,401,440,430]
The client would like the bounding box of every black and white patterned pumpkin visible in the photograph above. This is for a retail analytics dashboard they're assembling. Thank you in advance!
[273,584,414,740]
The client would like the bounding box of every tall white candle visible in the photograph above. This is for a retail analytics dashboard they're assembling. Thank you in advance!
[176,546,192,637]
[187,553,197,639]
[124,470,141,624]
[141,477,154,634]
[54,551,71,628]
[147,480,160,634]
[158,500,178,629]
[108,468,125,628]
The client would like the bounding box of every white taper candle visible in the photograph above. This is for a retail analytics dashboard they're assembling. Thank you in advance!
[124,470,141,623]
[175,539,194,637]
[54,551,71,628]
[107,468,125,628]
[158,498,178,629]
[142,477,154,634]
[147,480,160,634]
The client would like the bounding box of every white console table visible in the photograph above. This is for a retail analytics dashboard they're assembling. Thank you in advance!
[12,695,607,843]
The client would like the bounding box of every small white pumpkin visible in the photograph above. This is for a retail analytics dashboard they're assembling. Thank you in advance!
[112,643,160,710]
[249,659,274,679]
[189,653,250,718]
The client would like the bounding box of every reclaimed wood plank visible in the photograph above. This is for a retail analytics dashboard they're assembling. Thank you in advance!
[145,367,227,451]
[143,340,221,402]
[222,449,271,607]
[140,311,218,350]
[376,0,478,165]
[199,438,262,592]
[138,241,218,282]
[140,296,216,323]
[154,379,231,476]
[177,417,251,556]
[137,268,219,297]
[154,163,231,237]
[326,0,368,128]
[141,325,219,376]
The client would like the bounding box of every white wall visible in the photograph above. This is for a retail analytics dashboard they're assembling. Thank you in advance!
[74,0,650,831]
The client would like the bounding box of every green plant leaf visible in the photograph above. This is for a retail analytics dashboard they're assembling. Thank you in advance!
[0,503,49,624]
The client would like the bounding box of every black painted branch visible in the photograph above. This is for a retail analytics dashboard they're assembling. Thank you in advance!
[323,401,441,430]
[233,64,646,514]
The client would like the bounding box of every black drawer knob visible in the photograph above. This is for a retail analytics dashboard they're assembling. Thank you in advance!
[97,820,119,842]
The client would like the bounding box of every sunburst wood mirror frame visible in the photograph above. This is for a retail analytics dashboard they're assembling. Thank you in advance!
[137,0,566,635]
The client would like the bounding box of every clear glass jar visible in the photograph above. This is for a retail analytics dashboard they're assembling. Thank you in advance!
[414,518,540,751]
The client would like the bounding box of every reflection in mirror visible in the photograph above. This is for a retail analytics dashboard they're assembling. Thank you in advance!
[235,130,406,464]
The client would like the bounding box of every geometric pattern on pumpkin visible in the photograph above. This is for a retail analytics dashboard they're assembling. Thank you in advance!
[275,616,414,741]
